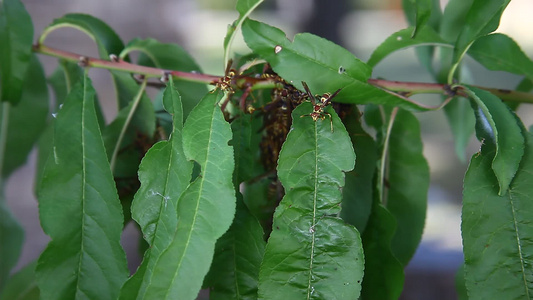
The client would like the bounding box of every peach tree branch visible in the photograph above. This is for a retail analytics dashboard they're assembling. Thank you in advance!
[32,44,533,105]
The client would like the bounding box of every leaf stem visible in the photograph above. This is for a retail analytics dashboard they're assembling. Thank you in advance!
[447,43,472,85]
[379,107,398,206]
[223,0,264,69]
[109,78,148,172]
[0,102,10,183]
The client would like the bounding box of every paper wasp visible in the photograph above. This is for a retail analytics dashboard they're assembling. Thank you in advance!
[300,81,341,132]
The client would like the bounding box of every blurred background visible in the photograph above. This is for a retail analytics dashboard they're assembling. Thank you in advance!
[9,0,533,299]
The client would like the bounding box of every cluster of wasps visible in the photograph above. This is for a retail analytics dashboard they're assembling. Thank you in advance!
[259,74,341,172]
[259,77,305,171]
[213,62,343,184]
[259,76,346,220]
[211,64,347,232]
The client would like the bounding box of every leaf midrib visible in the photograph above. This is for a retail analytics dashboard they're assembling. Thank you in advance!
[509,191,531,299]
[150,87,181,246]
[75,74,89,297]
[141,132,177,297]
[162,99,218,300]
[306,120,319,300]
[232,230,242,299]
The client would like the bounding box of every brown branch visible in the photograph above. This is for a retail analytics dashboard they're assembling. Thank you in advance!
[368,79,533,104]
[33,44,220,84]
[32,44,533,105]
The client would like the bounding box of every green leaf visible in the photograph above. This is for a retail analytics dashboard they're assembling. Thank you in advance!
[444,97,475,161]
[403,0,442,73]
[48,60,84,107]
[35,74,128,299]
[0,261,39,300]
[364,106,429,265]
[363,104,385,133]
[0,187,24,291]
[462,129,533,299]
[40,13,148,110]
[455,264,468,300]
[242,19,432,111]
[450,0,511,80]
[47,60,106,126]
[340,106,377,233]
[143,91,235,299]
[363,104,389,201]
[120,38,208,117]
[35,124,54,192]
[224,0,265,67]
[152,89,173,136]
[204,197,265,300]
[36,60,88,190]
[440,0,473,42]
[386,109,429,265]
[102,71,155,179]
[0,0,33,105]
[40,13,124,59]
[242,178,277,234]
[101,78,152,172]
[111,72,155,134]
[464,85,524,194]
[118,78,192,300]
[360,200,404,300]
[111,70,151,110]
[204,111,266,299]
[242,19,370,92]
[258,103,364,299]
[403,0,442,32]
[438,0,472,81]
[0,55,47,291]
[47,60,106,129]
[231,113,264,184]
[1,55,48,178]
[367,26,449,68]
[402,0,432,38]
[517,78,533,93]
[468,33,533,81]
[438,0,478,157]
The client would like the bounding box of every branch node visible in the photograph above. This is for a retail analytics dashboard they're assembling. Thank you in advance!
[444,84,458,98]
[134,74,146,81]
[78,56,89,68]
[160,71,171,83]
[109,54,119,62]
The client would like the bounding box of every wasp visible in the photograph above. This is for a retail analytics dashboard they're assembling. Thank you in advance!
[212,60,237,95]
[300,81,341,132]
